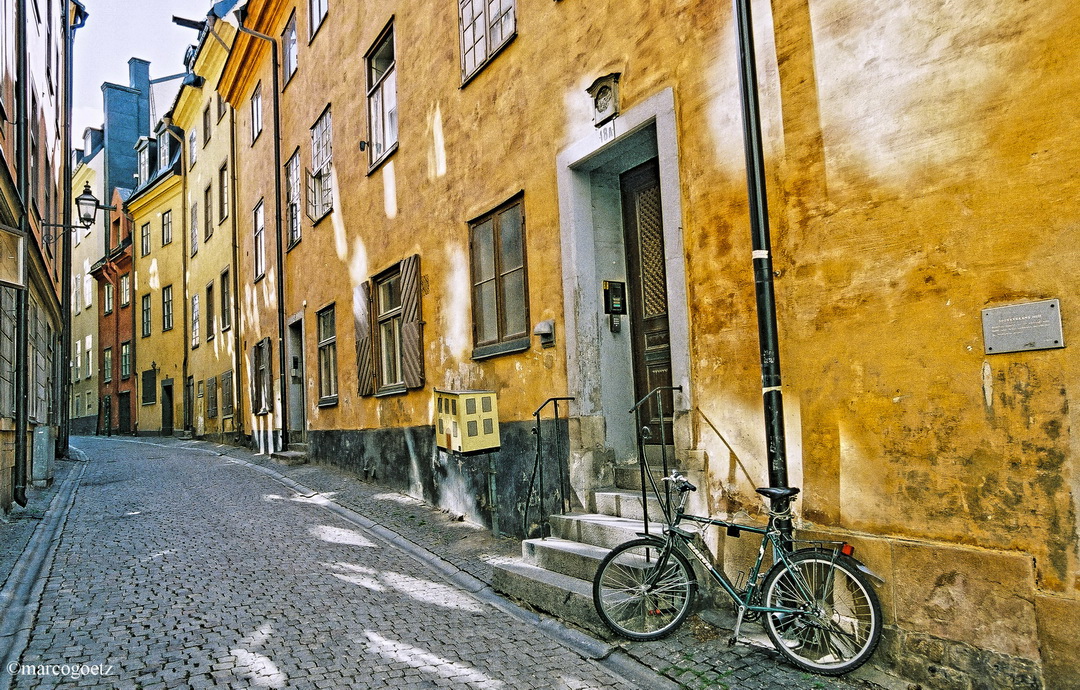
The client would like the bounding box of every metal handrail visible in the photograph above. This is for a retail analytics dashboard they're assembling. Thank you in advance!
[630,385,682,536]
[522,396,575,539]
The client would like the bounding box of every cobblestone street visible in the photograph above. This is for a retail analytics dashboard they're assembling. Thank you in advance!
[3,438,649,689]
[1,437,889,689]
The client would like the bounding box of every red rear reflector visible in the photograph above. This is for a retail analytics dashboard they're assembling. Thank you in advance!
[841,543,854,556]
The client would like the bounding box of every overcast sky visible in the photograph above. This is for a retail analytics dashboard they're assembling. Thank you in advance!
[72,0,213,143]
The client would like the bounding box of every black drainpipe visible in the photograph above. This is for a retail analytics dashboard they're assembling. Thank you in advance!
[733,0,791,524]
[12,0,29,507]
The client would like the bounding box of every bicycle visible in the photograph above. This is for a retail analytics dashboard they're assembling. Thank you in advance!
[592,472,883,675]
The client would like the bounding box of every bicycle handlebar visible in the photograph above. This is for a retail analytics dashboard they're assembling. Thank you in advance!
[662,472,697,493]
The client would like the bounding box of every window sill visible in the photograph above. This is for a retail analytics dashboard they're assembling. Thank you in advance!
[460,34,517,89]
[310,207,333,227]
[254,273,265,284]
[317,395,338,408]
[286,236,301,252]
[471,336,530,361]
[374,383,407,398]
[366,142,398,177]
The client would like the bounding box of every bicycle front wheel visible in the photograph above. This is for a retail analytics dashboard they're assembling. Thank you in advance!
[592,538,695,641]
[761,549,882,675]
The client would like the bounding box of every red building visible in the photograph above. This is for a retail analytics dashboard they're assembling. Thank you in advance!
[90,187,136,434]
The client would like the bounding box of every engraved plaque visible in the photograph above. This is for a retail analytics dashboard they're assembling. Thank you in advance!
[982,299,1064,354]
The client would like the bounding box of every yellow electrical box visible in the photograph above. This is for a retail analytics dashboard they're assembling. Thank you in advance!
[434,389,500,454]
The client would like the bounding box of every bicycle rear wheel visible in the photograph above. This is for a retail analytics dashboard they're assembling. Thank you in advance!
[592,538,695,640]
[761,549,882,675]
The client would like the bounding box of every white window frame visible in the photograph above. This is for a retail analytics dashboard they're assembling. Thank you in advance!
[458,0,516,81]
[253,200,266,279]
[309,0,328,37]
[250,83,263,144]
[283,15,298,82]
[285,151,301,245]
[366,22,397,166]
[191,294,201,348]
[306,108,333,221]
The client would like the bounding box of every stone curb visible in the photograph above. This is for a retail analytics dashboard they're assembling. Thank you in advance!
[0,459,87,690]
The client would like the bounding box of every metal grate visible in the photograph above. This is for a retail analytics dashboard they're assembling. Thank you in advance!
[637,185,667,317]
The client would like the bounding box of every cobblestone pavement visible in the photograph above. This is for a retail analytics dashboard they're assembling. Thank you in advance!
[4,438,648,689]
[2,436,892,689]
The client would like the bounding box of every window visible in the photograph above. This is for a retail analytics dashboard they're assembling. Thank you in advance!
[103,347,112,383]
[285,151,300,245]
[253,201,266,279]
[221,370,234,416]
[85,335,92,379]
[310,0,328,36]
[250,83,262,143]
[217,93,227,121]
[206,282,215,341]
[140,222,151,256]
[141,294,151,337]
[73,274,81,313]
[207,376,218,418]
[158,132,170,170]
[191,294,200,348]
[138,146,150,186]
[189,129,197,166]
[162,209,173,245]
[366,23,397,165]
[203,105,211,144]
[190,202,199,255]
[84,275,93,307]
[162,285,174,331]
[74,342,81,382]
[317,304,337,404]
[459,0,516,81]
[220,269,232,330]
[283,15,298,81]
[121,342,131,379]
[252,338,272,414]
[375,270,402,391]
[104,283,114,314]
[357,254,424,396]
[120,274,130,307]
[218,164,229,221]
[470,196,529,357]
[306,108,332,220]
[204,186,213,240]
[142,368,157,405]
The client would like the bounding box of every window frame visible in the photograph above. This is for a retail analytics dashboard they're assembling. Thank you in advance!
[162,209,173,245]
[220,269,232,331]
[203,185,214,241]
[316,303,338,406]
[140,222,151,257]
[252,338,272,415]
[190,202,199,256]
[285,150,301,246]
[365,20,397,170]
[189,129,198,167]
[306,107,333,222]
[120,341,131,380]
[141,293,151,337]
[162,285,174,331]
[469,194,530,359]
[282,13,298,84]
[202,104,212,145]
[250,82,263,144]
[356,254,424,397]
[103,282,113,314]
[206,281,216,342]
[458,0,517,84]
[253,200,266,280]
[191,293,200,348]
[218,163,229,222]
[373,265,404,396]
[103,347,112,383]
[120,274,130,307]
[309,0,329,39]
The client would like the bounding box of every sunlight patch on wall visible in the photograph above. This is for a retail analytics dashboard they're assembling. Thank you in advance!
[383,160,398,219]
[443,246,471,358]
[427,102,447,179]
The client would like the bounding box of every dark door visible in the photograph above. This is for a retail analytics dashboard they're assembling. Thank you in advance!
[287,320,306,443]
[118,391,131,434]
[621,159,674,443]
[183,376,194,430]
[161,381,174,436]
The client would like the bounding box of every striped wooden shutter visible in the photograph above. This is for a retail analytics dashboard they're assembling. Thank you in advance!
[400,254,424,389]
[355,281,375,396]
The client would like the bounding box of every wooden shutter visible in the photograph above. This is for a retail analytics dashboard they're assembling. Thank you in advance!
[400,253,424,389]
[355,281,375,396]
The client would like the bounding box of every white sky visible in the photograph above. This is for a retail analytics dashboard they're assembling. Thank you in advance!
[72,0,213,142]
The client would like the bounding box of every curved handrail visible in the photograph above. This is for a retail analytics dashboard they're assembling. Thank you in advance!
[522,396,575,539]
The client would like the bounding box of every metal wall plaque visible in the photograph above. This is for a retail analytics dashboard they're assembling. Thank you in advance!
[982,299,1064,354]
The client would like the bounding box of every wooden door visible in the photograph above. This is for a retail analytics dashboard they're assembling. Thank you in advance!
[621,159,674,443]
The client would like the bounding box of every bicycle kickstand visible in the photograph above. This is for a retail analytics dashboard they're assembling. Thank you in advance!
[728,605,748,647]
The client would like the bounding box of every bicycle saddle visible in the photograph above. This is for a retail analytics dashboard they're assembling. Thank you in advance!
[755,486,800,500]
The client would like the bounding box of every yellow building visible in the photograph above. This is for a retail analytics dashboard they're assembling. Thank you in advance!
[127,120,186,435]
[193,1,1080,685]
[172,22,242,443]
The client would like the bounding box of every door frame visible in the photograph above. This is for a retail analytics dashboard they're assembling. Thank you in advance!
[161,379,174,436]
[556,87,690,462]
[286,316,306,443]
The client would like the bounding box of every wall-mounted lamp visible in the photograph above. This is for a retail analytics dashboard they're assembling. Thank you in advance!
[533,319,556,348]
[41,182,107,244]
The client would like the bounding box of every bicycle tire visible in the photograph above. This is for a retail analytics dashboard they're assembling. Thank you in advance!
[592,537,696,641]
[761,549,882,675]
